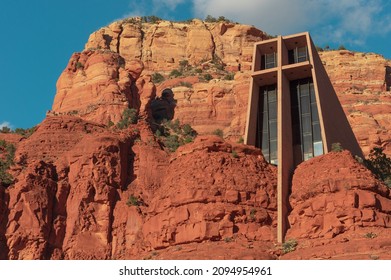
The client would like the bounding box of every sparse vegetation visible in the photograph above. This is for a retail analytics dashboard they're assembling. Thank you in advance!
[249,208,256,221]
[76,61,84,69]
[126,195,140,207]
[237,137,244,144]
[204,15,232,23]
[223,73,235,80]
[364,232,377,239]
[212,129,223,138]
[141,15,162,23]
[13,127,36,138]
[364,147,391,188]
[154,119,197,152]
[224,237,233,243]
[0,126,11,133]
[203,73,213,81]
[117,108,138,129]
[338,45,346,50]
[151,72,165,84]
[0,140,15,187]
[282,239,298,254]
[231,150,238,158]
[331,142,344,152]
[169,69,182,78]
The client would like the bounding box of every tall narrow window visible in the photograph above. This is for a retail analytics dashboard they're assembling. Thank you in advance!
[256,85,278,165]
[288,46,308,64]
[261,52,277,69]
[290,78,323,163]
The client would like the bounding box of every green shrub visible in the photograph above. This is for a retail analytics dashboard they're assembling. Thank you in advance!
[0,140,15,187]
[203,73,213,81]
[76,61,84,69]
[205,15,217,22]
[126,195,139,206]
[117,108,138,129]
[237,137,244,144]
[156,120,197,152]
[331,142,343,152]
[0,126,11,133]
[163,135,180,152]
[169,69,182,78]
[179,60,190,71]
[141,15,162,23]
[151,72,165,84]
[13,127,36,137]
[282,239,298,254]
[224,73,235,80]
[249,208,256,221]
[338,45,346,50]
[107,120,114,128]
[364,147,391,188]
[212,129,223,138]
[364,232,377,239]
[231,150,238,158]
[182,124,196,136]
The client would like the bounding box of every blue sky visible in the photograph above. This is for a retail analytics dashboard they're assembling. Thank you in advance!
[1,0,391,129]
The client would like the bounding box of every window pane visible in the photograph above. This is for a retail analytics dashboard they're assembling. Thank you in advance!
[302,115,311,134]
[300,95,310,114]
[269,120,277,139]
[311,103,319,121]
[314,141,323,156]
[297,46,308,62]
[303,134,313,156]
[269,102,277,120]
[312,122,322,141]
[268,88,277,102]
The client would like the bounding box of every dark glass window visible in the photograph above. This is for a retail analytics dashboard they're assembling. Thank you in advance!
[261,52,277,69]
[288,46,308,64]
[256,84,278,165]
[290,78,323,163]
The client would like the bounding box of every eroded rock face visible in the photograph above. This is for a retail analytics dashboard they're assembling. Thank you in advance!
[2,116,278,259]
[85,19,265,71]
[53,20,391,156]
[287,150,391,241]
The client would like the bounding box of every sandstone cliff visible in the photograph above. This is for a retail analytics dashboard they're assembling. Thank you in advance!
[1,18,391,260]
[52,19,391,156]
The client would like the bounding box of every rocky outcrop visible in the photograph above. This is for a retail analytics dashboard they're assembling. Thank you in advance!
[53,20,391,156]
[287,150,390,241]
[85,19,265,71]
[319,50,391,156]
[1,115,277,259]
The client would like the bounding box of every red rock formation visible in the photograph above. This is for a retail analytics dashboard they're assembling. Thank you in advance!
[53,20,391,156]
[287,150,390,240]
[1,114,278,259]
[4,19,391,260]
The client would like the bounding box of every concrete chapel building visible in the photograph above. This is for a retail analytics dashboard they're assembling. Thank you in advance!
[244,32,363,242]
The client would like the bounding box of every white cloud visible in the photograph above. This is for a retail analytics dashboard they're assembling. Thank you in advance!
[0,121,12,129]
[123,0,186,19]
[192,0,391,46]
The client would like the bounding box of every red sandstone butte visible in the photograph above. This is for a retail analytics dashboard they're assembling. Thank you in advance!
[1,19,390,260]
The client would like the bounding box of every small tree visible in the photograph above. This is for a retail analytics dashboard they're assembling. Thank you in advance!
[338,45,346,50]
[331,142,343,152]
[169,69,182,78]
[213,129,224,138]
[0,126,11,133]
[117,108,138,129]
[151,72,165,84]
[364,147,391,188]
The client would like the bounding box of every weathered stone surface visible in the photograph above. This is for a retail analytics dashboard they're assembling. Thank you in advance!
[287,150,391,241]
